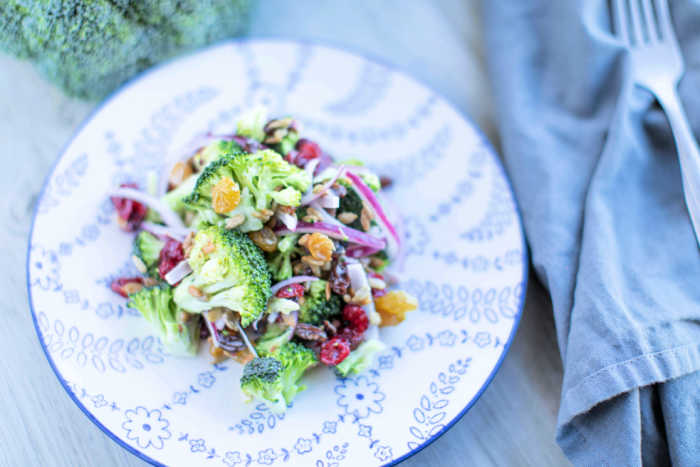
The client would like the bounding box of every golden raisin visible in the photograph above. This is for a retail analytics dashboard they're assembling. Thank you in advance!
[307,232,334,262]
[375,290,418,327]
[212,176,240,214]
[169,161,193,188]
[249,227,278,253]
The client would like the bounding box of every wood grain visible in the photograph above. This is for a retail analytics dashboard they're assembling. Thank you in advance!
[0,1,569,465]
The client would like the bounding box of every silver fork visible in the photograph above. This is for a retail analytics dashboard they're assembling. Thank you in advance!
[613,0,700,246]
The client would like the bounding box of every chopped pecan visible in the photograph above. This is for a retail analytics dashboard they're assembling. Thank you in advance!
[294,323,328,342]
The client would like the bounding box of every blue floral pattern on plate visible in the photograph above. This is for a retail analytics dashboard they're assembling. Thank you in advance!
[27,39,527,466]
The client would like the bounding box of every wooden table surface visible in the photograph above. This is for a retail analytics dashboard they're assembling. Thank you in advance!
[0,1,570,465]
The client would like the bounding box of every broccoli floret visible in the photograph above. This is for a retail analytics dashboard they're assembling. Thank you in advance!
[240,357,286,413]
[298,280,342,325]
[192,140,243,172]
[0,1,251,100]
[184,150,310,232]
[338,186,364,230]
[255,322,294,356]
[267,234,299,281]
[127,284,200,356]
[336,339,386,377]
[275,342,318,403]
[132,231,164,277]
[172,226,271,326]
[236,106,267,141]
[240,342,318,413]
[229,149,311,209]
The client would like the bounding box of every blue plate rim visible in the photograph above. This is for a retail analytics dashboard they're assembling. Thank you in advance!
[25,36,529,467]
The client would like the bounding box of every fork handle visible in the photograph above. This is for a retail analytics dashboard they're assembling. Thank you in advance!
[656,84,700,247]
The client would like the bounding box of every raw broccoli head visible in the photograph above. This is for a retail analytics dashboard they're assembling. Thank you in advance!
[172,226,271,326]
[298,280,342,325]
[236,106,267,142]
[132,231,164,277]
[229,149,311,209]
[336,339,386,377]
[275,341,318,403]
[192,140,244,172]
[0,0,251,100]
[240,357,286,413]
[184,150,310,232]
[267,234,300,281]
[127,284,200,356]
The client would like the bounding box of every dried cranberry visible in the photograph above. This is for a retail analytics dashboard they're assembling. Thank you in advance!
[319,336,351,365]
[339,327,364,350]
[329,256,350,295]
[110,183,147,231]
[379,176,393,189]
[110,277,144,298]
[158,236,184,279]
[342,304,369,333]
[294,139,322,166]
[275,283,305,299]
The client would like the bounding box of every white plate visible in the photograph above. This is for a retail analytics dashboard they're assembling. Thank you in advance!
[27,39,527,466]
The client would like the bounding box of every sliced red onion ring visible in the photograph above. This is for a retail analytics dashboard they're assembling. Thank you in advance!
[300,159,321,200]
[109,187,186,229]
[275,211,298,231]
[345,244,383,258]
[309,201,345,227]
[164,260,192,285]
[234,319,258,358]
[270,276,319,295]
[275,222,386,250]
[204,316,220,348]
[345,171,400,250]
[301,165,345,205]
[141,221,189,241]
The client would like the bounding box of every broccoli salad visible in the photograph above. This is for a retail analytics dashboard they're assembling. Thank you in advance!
[108,107,417,412]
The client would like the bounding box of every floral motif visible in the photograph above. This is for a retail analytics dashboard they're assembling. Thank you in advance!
[189,438,206,453]
[335,376,385,419]
[358,424,372,438]
[322,420,337,434]
[294,437,313,454]
[406,335,424,352]
[473,332,492,348]
[121,407,170,449]
[173,392,188,405]
[222,451,242,466]
[437,330,456,347]
[198,371,215,388]
[377,354,394,370]
[257,448,277,465]
[374,445,393,462]
[29,246,60,291]
[91,394,108,408]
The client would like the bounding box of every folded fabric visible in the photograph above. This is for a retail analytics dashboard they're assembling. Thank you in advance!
[482,1,700,465]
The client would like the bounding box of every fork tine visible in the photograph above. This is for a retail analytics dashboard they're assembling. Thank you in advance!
[654,0,675,42]
[628,0,646,44]
[613,0,630,43]
[640,0,658,41]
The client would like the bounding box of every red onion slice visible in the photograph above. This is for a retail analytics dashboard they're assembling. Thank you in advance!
[345,171,400,250]
[301,165,345,205]
[270,276,319,295]
[275,221,386,250]
[141,221,190,241]
[164,260,193,285]
[317,192,339,209]
[109,187,185,229]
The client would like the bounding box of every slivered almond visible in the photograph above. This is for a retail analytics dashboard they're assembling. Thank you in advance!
[337,212,358,224]
[225,214,245,229]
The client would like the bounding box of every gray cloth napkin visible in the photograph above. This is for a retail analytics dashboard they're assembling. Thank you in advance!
[482,1,700,465]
